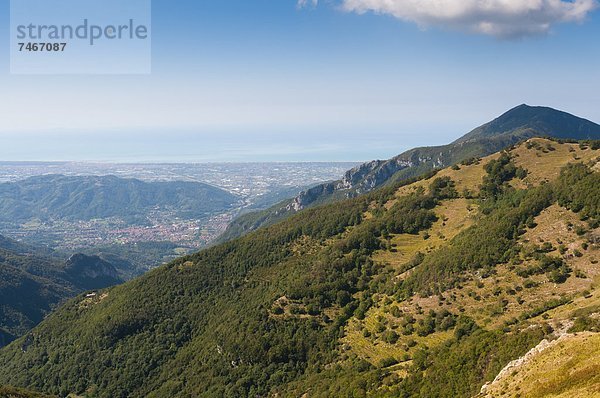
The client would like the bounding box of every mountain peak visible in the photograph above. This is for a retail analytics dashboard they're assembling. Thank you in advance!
[456,104,600,144]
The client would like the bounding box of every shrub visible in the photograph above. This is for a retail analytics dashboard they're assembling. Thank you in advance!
[382,330,400,344]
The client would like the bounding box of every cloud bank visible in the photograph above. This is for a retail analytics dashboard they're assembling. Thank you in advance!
[336,0,597,38]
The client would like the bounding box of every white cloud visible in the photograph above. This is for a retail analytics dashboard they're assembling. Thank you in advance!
[339,0,598,38]
[297,0,318,8]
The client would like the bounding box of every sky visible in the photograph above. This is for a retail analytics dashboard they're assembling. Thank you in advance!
[0,0,599,162]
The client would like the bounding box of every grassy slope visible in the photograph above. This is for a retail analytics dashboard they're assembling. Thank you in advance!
[220,105,600,244]
[478,332,600,398]
[342,139,600,368]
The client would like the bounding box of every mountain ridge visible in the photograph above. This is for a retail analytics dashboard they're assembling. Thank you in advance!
[0,174,238,224]
[218,105,600,243]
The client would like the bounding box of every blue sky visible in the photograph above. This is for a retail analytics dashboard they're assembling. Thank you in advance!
[0,0,599,162]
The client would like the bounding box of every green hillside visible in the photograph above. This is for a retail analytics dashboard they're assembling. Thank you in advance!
[0,385,55,398]
[0,174,238,223]
[0,138,598,397]
[0,248,75,345]
[219,105,600,243]
[0,239,122,347]
[0,235,55,257]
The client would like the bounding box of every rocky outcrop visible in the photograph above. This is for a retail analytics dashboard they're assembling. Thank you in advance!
[286,145,447,212]
[64,254,120,290]
[479,321,575,397]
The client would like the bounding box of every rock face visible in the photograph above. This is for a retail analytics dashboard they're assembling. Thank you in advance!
[287,158,415,211]
[480,336,558,395]
[219,104,600,242]
[64,254,120,290]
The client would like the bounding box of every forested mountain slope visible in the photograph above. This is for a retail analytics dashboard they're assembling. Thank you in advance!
[0,385,55,398]
[0,174,238,223]
[0,138,599,397]
[218,105,600,242]
[0,240,121,347]
[0,234,55,258]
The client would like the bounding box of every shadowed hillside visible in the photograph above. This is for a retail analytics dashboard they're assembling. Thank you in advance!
[0,236,122,347]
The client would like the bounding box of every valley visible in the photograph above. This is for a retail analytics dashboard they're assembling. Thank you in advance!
[0,162,356,272]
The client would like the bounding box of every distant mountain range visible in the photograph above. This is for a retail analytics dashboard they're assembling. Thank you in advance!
[0,235,121,347]
[0,175,239,224]
[218,104,600,242]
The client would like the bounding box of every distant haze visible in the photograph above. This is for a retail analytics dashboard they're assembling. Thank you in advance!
[0,129,451,163]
